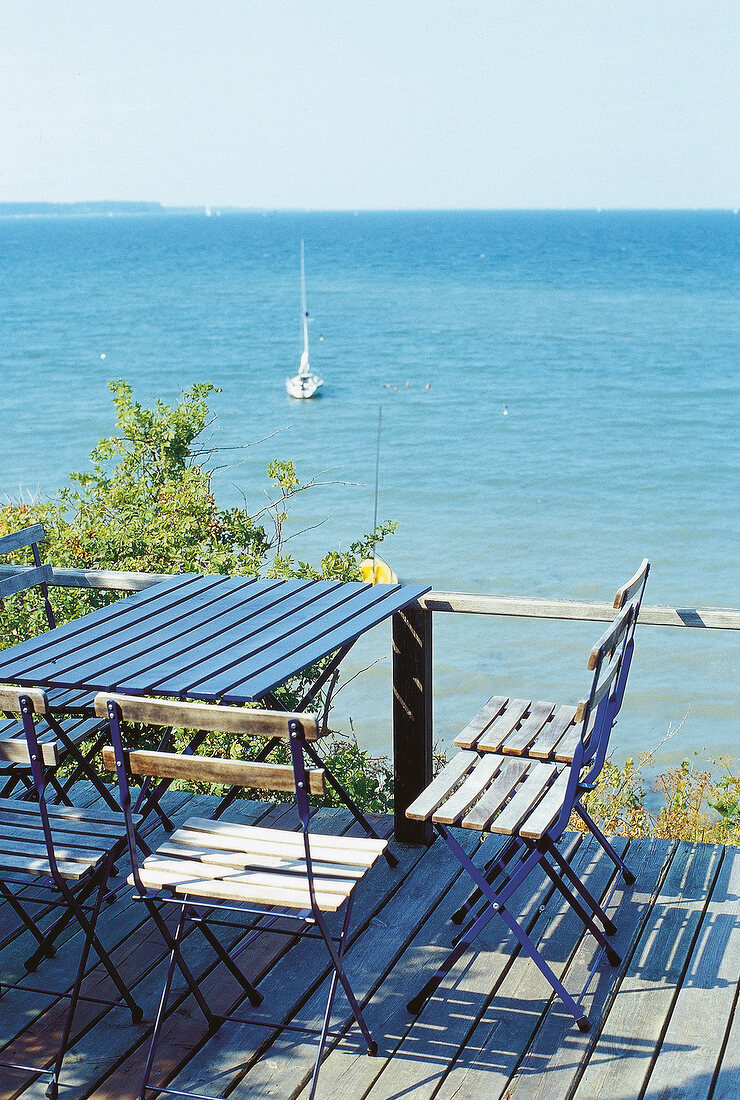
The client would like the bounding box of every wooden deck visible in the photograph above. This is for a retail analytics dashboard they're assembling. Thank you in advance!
[0,784,737,1100]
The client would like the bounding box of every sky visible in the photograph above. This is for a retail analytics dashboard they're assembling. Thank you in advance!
[1,0,738,209]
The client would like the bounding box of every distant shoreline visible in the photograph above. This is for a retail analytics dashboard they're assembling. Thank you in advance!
[0,203,737,219]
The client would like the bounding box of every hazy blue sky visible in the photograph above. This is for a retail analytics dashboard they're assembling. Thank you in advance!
[2,0,737,208]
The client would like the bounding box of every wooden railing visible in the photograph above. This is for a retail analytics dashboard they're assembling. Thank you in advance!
[2,564,738,843]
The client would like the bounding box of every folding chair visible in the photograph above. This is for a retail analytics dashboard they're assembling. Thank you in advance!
[449,558,649,927]
[404,586,644,1031]
[100,692,385,1100]
[0,526,117,808]
[0,686,142,1099]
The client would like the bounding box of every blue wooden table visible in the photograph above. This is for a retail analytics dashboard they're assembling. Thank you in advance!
[0,574,432,840]
[0,574,429,702]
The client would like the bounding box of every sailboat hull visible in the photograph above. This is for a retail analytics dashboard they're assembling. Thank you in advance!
[286,373,323,399]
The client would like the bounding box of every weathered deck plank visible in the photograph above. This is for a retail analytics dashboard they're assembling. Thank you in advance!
[0,793,735,1100]
[570,841,723,1100]
[503,835,675,1100]
[634,845,740,1100]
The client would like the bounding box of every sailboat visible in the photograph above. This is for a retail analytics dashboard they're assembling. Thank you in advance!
[286,241,323,399]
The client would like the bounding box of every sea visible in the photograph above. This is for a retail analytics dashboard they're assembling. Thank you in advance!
[1,210,738,787]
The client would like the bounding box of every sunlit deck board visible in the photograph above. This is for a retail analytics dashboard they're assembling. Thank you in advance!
[0,788,736,1100]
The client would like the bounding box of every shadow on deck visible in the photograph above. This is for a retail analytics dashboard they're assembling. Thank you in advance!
[0,784,737,1100]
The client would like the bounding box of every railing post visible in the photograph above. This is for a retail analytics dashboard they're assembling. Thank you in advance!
[392,605,433,845]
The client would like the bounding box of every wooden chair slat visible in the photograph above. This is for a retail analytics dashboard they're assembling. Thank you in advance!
[0,524,47,555]
[96,693,319,740]
[0,835,108,866]
[519,770,572,839]
[0,736,58,765]
[179,818,387,860]
[101,746,324,795]
[587,604,633,670]
[613,558,650,609]
[155,841,367,880]
[0,820,122,852]
[134,867,348,912]
[141,854,357,896]
[488,762,558,836]
[0,684,48,714]
[405,750,478,821]
[476,699,531,752]
[453,695,509,750]
[0,564,53,601]
[500,700,555,755]
[0,797,135,832]
[461,757,530,830]
[527,704,580,759]
[432,755,503,826]
[0,850,98,881]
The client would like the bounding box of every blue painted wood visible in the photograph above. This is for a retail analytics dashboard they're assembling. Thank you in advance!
[13,575,268,686]
[68,577,327,694]
[0,564,53,600]
[0,576,430,707]
[0,524,47,555]
[0,573,202,673]
[193,584,431,702]
[144,580,380,698]
[123,579,345,696]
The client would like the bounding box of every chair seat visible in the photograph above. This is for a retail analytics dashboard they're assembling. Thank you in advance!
[133,815,388,912]
[0,797,137,881]
[454,695,581,762]
[406,749,574,840]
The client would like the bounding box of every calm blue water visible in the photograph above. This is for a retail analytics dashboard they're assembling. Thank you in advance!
[1,211,738,777]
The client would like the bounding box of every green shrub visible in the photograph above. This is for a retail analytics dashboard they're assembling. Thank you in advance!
[574,750,740,846]
[1,380,396,808]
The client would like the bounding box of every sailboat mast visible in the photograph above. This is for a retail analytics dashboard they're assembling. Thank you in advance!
[300,240,309,373]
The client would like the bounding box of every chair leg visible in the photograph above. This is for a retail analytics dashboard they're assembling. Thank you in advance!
[313,897,376,1055]
[144,899,217,1029]
[190,910,263,1007]
[138,906,190,1100]
[538,854,621,966]
[49,855,142,1022]
[0,880,55,961]
[576,802,636,885]
[545,839,619,936]
[450,833,522,925]
[307,902,355,1100]
[407,824,591,1031]
[45,867,111,1099]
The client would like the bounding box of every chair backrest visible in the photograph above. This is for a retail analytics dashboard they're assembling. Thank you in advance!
[580,558,650,779]
[0,525,56,631]
[98,692,325,903]
[0,683,59,766]
[547,560,650,840]
[0,685,71,881]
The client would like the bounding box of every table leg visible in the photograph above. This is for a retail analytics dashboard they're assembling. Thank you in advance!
[392,606,433,844]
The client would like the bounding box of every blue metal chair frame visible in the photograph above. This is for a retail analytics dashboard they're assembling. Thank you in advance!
[0,689,142,1099]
